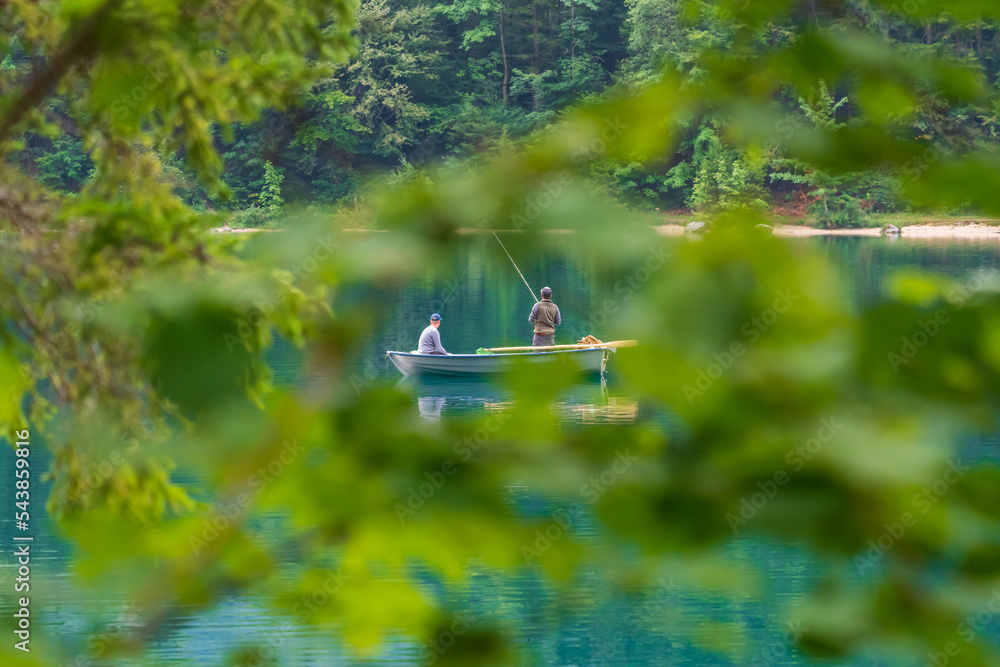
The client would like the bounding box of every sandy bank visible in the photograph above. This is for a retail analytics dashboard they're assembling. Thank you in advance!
[210,227,280,233]
[655,223,1000,238]
[216,222,1000,237]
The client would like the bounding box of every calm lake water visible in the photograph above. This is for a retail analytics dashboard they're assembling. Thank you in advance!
[4,234,1000,666]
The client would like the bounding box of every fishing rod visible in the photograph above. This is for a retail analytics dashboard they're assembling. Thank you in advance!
[492,232,538,303]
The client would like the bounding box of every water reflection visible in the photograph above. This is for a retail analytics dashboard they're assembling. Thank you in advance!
[416,394,446,420]
[395,376,640,424]
[22,235,1000,666]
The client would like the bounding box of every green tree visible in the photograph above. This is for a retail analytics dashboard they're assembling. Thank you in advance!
[687,122,768,213]
[31,132,94,193]
[770,81,870,227]
[332,0,441,157]
[261,161,285,212]
[8,1,1000,665]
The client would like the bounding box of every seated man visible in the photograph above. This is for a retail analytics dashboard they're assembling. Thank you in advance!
[418,313,450,355]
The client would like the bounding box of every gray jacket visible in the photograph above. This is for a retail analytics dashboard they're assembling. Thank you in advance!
[418,324,448,354]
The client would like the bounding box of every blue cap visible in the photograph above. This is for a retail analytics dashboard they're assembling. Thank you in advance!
[430,313,441,321]
[541,287,552,298]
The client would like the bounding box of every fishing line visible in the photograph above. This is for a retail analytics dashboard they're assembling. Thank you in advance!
[492,232,538,303]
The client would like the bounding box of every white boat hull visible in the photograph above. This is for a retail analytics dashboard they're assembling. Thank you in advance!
[387,347,611,377]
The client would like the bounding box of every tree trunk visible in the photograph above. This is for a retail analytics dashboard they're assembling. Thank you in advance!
[499,0,509,106]
[925,23,932,45]
[570,0,575,85]
[532,1,540,112]
[532,2,540,74]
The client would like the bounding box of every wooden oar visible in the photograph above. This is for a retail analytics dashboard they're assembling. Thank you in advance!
[483,340,637,353]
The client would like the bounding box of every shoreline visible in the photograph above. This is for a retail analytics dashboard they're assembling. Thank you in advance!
[212,222,1000,238]
[654,223,1000,238]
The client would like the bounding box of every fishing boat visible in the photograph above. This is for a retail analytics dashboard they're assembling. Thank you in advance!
[389,234,636,378]
[386,341,635,378]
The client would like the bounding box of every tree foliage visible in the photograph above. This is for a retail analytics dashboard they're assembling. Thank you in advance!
[6,0,1000,665]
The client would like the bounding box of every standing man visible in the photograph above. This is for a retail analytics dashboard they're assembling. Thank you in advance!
[418,313,450,355]
[528,286,561,347]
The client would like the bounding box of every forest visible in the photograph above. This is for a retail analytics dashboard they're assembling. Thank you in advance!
[7,0,1000,228]
[8,0,1000,664]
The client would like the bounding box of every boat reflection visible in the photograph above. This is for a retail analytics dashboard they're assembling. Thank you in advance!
[395,376,639,424]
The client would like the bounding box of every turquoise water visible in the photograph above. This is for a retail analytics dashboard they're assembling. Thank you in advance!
[4,234,1000,666]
